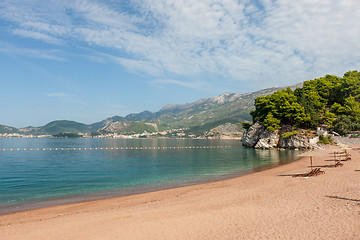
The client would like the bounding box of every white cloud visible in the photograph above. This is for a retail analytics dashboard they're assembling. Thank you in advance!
[0,42,66,61]
[45,92,86,104]
[259,0,360,77]
[1,0,359,89]
[150,78,213,91]
[12,29,63,45]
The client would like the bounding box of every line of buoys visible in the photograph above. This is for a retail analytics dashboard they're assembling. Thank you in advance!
[0,146,231,151]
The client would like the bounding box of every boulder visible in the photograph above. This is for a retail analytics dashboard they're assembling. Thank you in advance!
[309,136,319,145]
[241,122,264,147]
[255,130,280,149]
[278,134,311,149]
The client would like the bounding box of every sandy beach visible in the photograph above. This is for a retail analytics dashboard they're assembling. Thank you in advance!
[1,145,359,239]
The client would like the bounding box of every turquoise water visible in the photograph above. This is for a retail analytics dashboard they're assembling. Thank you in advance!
[0,138,299,213]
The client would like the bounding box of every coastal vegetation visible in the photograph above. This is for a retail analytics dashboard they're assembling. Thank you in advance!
[250,70,360,135]
[53,132,82,138]
[318,135,333,144]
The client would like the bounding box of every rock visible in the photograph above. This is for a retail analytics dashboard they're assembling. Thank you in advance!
[309,136,319,144]
[331,131,340,136]
[278,133,311,149]
[242,123,316,149]
[317,127,329,137]
[254,130,280,149]
[241,122,264,147]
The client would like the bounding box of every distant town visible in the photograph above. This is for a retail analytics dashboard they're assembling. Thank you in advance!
[0,126,242,140]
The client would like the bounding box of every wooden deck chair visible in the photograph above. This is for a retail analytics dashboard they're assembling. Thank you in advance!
[292,168,325,177]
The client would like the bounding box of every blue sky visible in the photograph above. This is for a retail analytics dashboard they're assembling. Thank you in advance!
[0,0,359,128]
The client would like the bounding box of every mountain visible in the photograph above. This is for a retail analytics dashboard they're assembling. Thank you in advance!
[89,116,126,131]
[2,83,303,136]
[124,83,303,131]
[152,92,257,128]
[37,120,91,135]
[98,121,157,134]
[0,124,19,134]
[125,111,156,122]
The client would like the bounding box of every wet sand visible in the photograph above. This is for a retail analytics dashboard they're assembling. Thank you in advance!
[1,145,359,239]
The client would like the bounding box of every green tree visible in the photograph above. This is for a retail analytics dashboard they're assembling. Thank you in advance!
[263,113,280,131]
[343,96,360,121]
[251,89,310,129]
[333,115,353,135]
[322,110,336,126]
[341,71,360,101]
[250,70,360,135]
[251,95,273,123]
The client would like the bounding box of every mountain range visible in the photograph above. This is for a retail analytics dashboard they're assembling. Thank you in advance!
[1,83,302,137]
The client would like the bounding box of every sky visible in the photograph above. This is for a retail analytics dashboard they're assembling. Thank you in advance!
[0,0,359,128]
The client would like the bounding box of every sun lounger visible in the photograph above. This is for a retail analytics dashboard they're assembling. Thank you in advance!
[331,152,351,157]
[325,161,343,168]
[333,153,351,157]
[337,156,351,161]
[292,167,325,177]
[332,151,345,154]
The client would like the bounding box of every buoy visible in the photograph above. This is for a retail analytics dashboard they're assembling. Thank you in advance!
[0,145,231,151]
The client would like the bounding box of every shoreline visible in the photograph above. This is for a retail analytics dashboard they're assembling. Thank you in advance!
[0,168,255,216]
[0,152,297,215]
[1,144,359,239]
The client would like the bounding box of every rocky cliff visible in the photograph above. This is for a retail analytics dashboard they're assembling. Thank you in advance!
[241,122,315,149]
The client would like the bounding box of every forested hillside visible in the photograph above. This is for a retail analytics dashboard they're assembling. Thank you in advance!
[250,70,360,135]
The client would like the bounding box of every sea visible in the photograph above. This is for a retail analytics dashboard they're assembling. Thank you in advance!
[0,138,300,214]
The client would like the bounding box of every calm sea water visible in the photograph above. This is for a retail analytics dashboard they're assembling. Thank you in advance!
[0,138,300,213]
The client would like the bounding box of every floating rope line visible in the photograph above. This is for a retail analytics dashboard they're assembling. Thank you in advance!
[0,146,231,151]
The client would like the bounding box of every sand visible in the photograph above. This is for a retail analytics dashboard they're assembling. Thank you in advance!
[1,145,359,239]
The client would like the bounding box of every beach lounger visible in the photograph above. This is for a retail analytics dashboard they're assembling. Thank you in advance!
[325,161,343,168]
[292,168,325,177]
[331,152,351,157]
[337,156,351,161]
[332,151,345,154]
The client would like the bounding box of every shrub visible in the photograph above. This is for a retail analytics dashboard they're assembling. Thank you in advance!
[281,131,298,138]
[318,135,333,144]
[241,122,252,131]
